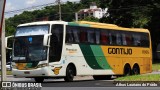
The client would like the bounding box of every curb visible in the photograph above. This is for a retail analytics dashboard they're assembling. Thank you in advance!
[0,75,12,77]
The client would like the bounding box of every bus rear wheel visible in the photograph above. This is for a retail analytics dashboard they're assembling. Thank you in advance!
[124,64,131,76]
[64,65,75,82]
[34,77,44,83]
[132,64,140,75]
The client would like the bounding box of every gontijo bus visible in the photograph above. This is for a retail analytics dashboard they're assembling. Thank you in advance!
[5,21,152,82]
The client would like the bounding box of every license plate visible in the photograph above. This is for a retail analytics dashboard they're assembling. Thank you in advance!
[24,71,30,74]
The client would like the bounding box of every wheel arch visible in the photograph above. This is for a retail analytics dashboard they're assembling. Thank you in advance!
[123,63,131,75]
[133,63,140,68]
[124,63,131,69]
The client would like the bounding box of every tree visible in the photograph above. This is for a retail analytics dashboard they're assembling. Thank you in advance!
[81,16,99,22]
[99,0,160,62]
[80,0,100,7]
[99,0,152,28]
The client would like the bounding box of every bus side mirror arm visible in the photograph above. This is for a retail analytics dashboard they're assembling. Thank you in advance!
[5,35,14,50]
[43,33,52,47]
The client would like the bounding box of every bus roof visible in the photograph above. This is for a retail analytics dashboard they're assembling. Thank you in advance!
[75,21,150,33]
[17,21,67,27]
[78,21,119,27]
[17,21,149,33]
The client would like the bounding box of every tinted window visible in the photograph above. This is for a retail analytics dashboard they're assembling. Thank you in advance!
[110,31,116,45]
[66,26,80,43]
[80,28,87,43]
[125,33,133,46]
[95,30,100,44]
[133,33,141,46]
[65,26,150,47]
[140,33,150,47]
[100,30,109,45]
[122,33,127,45]
[73,29,80,43]
[66,29,74,43]
[116,32,122,45]
[87,29,95,43]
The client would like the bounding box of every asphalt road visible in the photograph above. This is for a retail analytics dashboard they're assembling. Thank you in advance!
[41,87,160,90]
[1,70,160,81]
[0,75,160,90]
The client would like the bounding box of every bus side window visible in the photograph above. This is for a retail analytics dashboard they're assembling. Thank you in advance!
[133,34,141,46]
[122,33,127,45]
[111,32,116,45]
[100,30,109,45]
[116,33,122,45]
[73,29,80,43]
[87,29,95,44]
[140,33,149,47]
[80,29,87,43]
[66,26,74,43]
[95,30,100,44]
[109,33,112,45]
[125,33,133,46]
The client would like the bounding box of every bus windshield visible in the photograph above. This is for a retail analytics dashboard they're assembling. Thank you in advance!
[13,35,47,62]
[13,25,49,62]
[15,25,49,36]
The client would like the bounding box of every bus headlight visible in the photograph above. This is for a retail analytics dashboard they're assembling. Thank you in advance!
[12,65,17,69]
[37,63,48,68]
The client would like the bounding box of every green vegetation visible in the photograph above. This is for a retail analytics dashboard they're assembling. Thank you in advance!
[152,63,160,71]
[81,16,99,22]
[115,74,160,81]
[0,71,12,75]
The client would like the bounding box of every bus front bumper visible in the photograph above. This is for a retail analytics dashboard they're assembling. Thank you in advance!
[12,67,51,77]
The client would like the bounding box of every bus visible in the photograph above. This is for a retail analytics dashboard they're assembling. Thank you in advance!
[6,21,152,82]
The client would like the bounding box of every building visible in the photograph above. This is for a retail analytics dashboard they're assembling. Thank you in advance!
[77,2,108,20]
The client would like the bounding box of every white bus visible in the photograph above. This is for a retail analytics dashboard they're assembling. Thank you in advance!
[6,21,152,82]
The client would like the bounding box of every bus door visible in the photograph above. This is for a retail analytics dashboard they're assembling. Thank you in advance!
[49,24,64,62]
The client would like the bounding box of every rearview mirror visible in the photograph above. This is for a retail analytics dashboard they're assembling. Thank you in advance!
[43,33,52,46]
[5,35,14,50]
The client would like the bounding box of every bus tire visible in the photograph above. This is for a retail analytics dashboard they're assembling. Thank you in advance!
[64,65,75,82]
[123,64,131,76]
[104,75,112,80]
[132,64,140,75]
[34,77,44,83]
[93,75,101,80]
[93,75,111,80]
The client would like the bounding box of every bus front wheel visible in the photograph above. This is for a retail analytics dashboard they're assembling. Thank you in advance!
[34,77,44,83]
[64,65,75,82]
